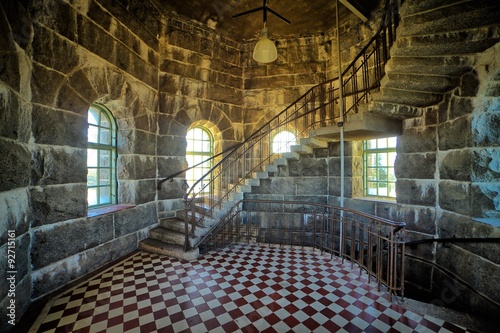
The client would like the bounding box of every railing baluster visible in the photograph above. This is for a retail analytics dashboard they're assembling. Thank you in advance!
[195,199,405,299]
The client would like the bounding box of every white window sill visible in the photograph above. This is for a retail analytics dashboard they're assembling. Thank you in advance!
[88,204,135,217]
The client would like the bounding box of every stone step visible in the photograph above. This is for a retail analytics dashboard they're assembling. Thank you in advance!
[382,73,459,93]
[291,144,313,155]
[386,56,475,76]
[392,38,500,58]
[308,111,402,141]
[399,0,470,18]
[243,178,260,186]
[372,88,443,108]
[399,1,500,36]
[399,25,500,48]
[139,238,199,261]
[299,137,329,149]
[272,157,287,166]
[252,171,269,179]
[281,151,300,160]
[265,164,279,173]
[159,217,193,234]
[149,226,191,247]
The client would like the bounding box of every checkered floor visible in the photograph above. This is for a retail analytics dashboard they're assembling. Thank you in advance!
[30,244,471,332]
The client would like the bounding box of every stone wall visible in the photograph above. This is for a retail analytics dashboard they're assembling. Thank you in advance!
[241,34,330,137]
[0,1,164,330]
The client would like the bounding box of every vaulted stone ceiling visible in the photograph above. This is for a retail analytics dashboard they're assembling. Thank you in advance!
[154,0,379,41]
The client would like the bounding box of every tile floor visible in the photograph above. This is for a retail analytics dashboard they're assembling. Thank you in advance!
[29,244,471,333]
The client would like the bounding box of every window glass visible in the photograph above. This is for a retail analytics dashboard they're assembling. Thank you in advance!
[272,131,297,154]
[87,105,117,208]
[186,127,213,194]
[363,137,397,199]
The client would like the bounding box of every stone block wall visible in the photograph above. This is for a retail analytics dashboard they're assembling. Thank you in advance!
[158,15,245,162]
[241,35,330,137]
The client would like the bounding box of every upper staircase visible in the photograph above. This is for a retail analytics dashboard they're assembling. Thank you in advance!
[142,0,500,260]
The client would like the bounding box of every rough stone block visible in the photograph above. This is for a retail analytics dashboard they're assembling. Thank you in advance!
[472,149,500,182]
[435,244,500,318]
[396,180,436,206]
[458,72,479,97]
[438,181,471,215]
[437,211,500,264]
[0,85,31,142]
[157,156,186,180]
[114,202,156,238]
[289,158,328,177]
[0,189,30,244]
[395,153,436,179]
[0,55,20,97]
[398,127,436,153]
[118,129,157,155]
[449,96,474,120]
[296,177,328,196]
[471,183,500,218]
[119,179,156,205]
[32,25,79,74]
[439,149,471,181]
[328,177,353,197]
[30,62,65,107]
[77,15,114,64]
[158,178,185,200]
[0,139,30,192]
[404,230,435,261]
[388,206,436,235]
[31,215,113,269]
[32,105,87,147]
[404,256,433,290]
[56,83,90,115]
[438,116,471,150]
[30,184,87,227]
[31,147,86,186]
[118,155,157,180]
[472,112,500,146]
[157,135,187,157]
[32,233,137,298]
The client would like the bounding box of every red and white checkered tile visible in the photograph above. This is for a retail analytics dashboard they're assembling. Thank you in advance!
[30,244,470,333]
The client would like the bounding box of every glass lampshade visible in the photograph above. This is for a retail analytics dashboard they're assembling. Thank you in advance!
[253,27,277,63]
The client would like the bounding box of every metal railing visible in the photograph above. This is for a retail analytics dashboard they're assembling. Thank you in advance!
[157,0,403,252]
[197,199,406,300]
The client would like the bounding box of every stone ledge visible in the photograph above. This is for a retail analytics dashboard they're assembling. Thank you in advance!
[88,204,135,218]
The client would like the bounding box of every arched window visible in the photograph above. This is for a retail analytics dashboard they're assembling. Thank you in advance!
[272,130,297,154]
[186,127,213,193]
[87,104,117,208]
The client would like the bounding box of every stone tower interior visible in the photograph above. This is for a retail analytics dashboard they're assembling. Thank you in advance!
[1,0,499,331]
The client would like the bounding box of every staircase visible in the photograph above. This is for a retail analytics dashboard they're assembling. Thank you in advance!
[142,0,500,260]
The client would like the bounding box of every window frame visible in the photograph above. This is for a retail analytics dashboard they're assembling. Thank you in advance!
[87,104,118,208]
[186,127,214,194]
[363,137,397,199]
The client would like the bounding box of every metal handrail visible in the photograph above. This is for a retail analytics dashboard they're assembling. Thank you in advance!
[197,199,406,300]
[157,0,403,253]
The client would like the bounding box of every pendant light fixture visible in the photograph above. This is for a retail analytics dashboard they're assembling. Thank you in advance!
[233,0,290,63]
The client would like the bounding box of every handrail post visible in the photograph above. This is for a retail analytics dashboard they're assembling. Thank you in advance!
[181,179,190,251]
